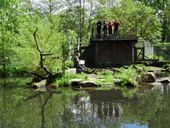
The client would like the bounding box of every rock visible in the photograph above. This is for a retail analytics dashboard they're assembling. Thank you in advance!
[70,79,99,88]
[70,79,82,87]
[46,84,57,89]
[65,68,76,74]
[147,67,167,78]
[161,79,170,84]
[157,77,170,84]
[124,82,135,87]
[32,79,47,89]
[142,72,156,83]
[79,81,98,87]
[114,79,122,85]
[88,74,97,81]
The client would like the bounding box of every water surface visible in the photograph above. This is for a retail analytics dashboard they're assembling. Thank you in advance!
[0,78,170,128]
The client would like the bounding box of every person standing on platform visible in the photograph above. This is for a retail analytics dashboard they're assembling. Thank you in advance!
[108,21,113,37]
[102,21,107,38]
[113,18,120,37]
[96,20,102,38]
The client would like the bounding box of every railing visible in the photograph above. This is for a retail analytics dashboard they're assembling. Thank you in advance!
[90,24,137,40]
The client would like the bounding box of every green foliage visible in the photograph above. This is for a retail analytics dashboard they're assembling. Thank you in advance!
[155,42,170,46]
[146,54,165,61]
[163,64,170,74]
[0,77,32,88]
[136,0,170,41]
[55,73,88,86]
[0,0,168,76]
[114,67,139,86]
[113,65,148,87]
[96,70,114,87]
[95,0,162,43]
[0,0,29,73]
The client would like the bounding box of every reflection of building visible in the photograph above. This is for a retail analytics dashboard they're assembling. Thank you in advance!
[71,89,138,126]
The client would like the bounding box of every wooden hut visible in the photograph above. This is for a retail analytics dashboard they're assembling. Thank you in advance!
[81,37,137,67]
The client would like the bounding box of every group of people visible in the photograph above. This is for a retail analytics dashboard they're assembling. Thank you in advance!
[96,19,120,38]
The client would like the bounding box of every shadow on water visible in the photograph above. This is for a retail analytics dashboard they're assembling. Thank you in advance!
[0,77,170,128]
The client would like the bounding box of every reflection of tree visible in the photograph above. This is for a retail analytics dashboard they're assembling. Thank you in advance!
[114,103,119,118]
[59,89,76,128]
[25,91,59,128]
[148,84,170,128]
[1,78,7,128]
[40,92,52,128]
[109,103,113,118]
[121,84,170,128]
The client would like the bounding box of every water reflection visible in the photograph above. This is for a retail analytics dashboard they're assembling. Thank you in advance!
[0,78,170,128]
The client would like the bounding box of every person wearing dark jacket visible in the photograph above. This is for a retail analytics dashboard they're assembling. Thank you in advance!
[108,21,113,36]
[103,21,107,37]
[96,20,102,38]
[113,18,120,37]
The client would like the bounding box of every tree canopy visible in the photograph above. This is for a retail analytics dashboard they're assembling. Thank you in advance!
[0,0,169,74]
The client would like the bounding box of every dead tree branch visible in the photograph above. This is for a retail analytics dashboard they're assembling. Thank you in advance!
[33,28,53,76]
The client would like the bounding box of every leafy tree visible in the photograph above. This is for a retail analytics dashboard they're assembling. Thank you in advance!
[95,0,162,44]
[0,0,29,75]
[135,0,170,41]
[59,1,88,46]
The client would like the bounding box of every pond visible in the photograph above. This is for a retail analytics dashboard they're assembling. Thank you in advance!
[0,77,170,128]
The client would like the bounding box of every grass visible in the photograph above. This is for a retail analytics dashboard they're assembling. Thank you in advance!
[55,73,88,87]
[55,64,149,88]
[154,42,170,46]
[96,70,114,87]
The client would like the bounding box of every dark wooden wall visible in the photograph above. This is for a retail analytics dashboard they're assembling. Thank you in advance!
[81,38,137,67]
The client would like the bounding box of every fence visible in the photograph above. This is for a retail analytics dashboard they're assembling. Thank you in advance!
[135,45,170,61]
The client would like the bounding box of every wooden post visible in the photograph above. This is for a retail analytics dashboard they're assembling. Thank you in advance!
[142,47,145,60]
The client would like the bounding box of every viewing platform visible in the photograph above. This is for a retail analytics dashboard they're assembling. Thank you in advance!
[91,35,137,42]
[81,35,138,67]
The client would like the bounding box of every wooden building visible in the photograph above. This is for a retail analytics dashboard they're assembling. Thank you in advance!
[81,37,137,67]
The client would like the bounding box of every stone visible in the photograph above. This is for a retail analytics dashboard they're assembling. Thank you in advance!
[65,68,77,74]
[157,77,170,84]
[79,81,98,87]
[46,84,57,89]
[161,79,170,84]
[114,79,122,85]
[70,79,82,87]
[32,79,47,89]
[124,82,135,87]
[142,72,156,83]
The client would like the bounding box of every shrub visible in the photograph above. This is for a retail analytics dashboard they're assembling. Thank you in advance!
[113,65,148,87]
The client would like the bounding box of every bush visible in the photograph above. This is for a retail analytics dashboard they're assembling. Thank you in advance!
[113,65,148,87]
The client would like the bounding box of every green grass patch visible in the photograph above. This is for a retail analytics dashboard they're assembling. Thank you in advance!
[96,70,114,87]
[154,42,170,46]
[55,73,88,87]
